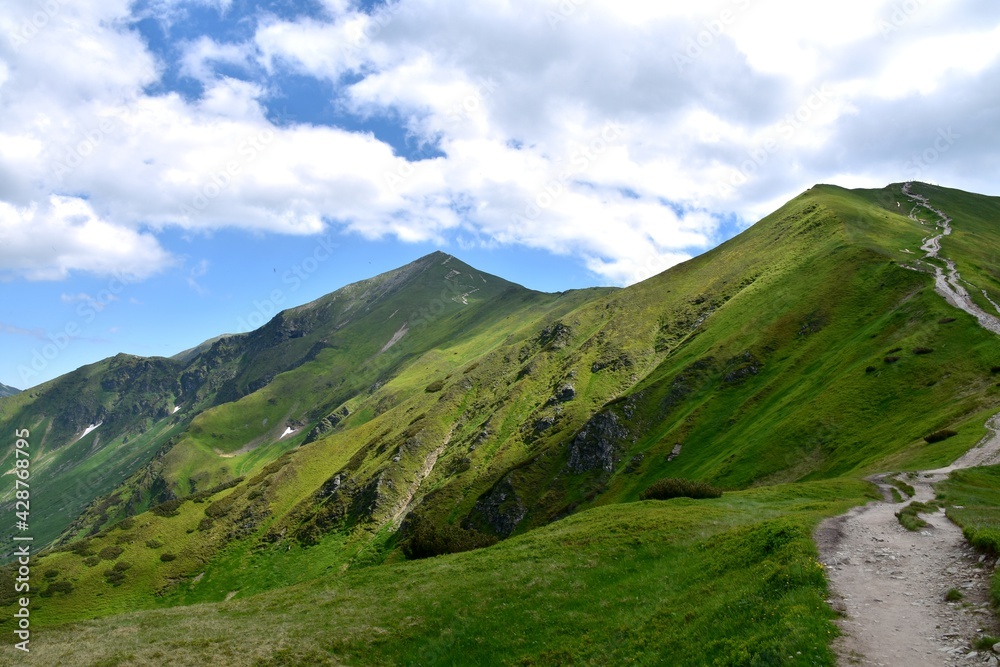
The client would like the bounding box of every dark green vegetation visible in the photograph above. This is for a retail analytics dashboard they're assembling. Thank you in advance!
[640,477,723,500]
[2,181,1000,664]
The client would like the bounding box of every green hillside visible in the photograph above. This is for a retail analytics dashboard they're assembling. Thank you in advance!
[0,383,18,398]
[2,181,1000,665]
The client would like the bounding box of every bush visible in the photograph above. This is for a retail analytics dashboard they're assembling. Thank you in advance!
[68,539,95,557]
[83,556,100,567]
[151,498,183,517]
[43,569,60,580]
[401,515,498,560]
[925,429,958,444]
[198,517,214,532]
[98,545,124,561]
[864,365,877,374]
[640,478,723,501]
[116,517,136,530]
[945,588,963,601]
[145,539,164,549]
[883,356,900,364]
[159,553,177,562]
[424,379,446,393]
[112,561,132,572]
[40,581,73,598]
[938,317,956,324]
[912,347,934,355]
[103,569,126,586]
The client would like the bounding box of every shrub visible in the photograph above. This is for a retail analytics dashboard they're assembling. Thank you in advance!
[925,429,958,444]
[401,515,498,560]
[945,588,963,601]
[40,581,73,598]
[424,379,446,393]
[112,561,132,572]
[83,556,100,567]
[204,494,238,519]
[160,553,177,562]
[43,569,60,580]
[151,498,183,517]
[864,365,877,374]
[912,347,934,355]
[68,539,95,557]
[198,517,214,532]
[103,569,126,586]
[116,517,136,531]
[938,317,956,324]
[883,356,900,364]
[98,545,124,561]
[887,347,903,354]
[992,366,1000,374]
[640,478,723,501]
[145,539,164,549]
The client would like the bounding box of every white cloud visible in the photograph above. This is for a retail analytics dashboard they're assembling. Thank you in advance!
[0,196,174,281]
[0,0,998,286]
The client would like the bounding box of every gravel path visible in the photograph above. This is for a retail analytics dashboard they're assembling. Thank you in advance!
[817,184,1000,665]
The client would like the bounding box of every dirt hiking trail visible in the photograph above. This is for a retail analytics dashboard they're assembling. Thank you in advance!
[817,184,1000,666]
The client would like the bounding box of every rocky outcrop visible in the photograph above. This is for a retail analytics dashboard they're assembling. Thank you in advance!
[567,411,628,473]
[465,475,527,537]
[304,406,351,444]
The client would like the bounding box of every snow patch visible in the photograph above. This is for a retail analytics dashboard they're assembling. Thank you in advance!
[279,427,296,440]
[77,421,103,441]
[172,406,181,414]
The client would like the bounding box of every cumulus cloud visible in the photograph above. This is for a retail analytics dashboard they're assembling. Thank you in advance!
[0,196,174,281]
[0,0,998,286]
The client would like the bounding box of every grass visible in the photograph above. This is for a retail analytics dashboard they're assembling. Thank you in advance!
[895,500,941,531]
[886,476,915,499]
[0,479,873,666]
[938,466,1000,607]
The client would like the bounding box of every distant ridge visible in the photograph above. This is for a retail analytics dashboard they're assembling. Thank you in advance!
[0,382,20,398]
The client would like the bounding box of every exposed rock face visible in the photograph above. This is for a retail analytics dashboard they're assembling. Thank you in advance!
[304,406,351,444]
[534,416,556,433]
[567,411,628,473]
[466,475,527,538]
[537,321,572,350]
[552,384,576,403]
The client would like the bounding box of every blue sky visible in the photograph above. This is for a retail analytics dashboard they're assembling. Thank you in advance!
[2,0,999,389]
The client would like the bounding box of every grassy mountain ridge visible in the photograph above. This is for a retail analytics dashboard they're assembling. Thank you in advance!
[2,181,1000,664]
[0,382,18,398]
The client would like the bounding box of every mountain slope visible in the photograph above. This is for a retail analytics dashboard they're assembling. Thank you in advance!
[0,383,18,398]
[3,182,1000,657]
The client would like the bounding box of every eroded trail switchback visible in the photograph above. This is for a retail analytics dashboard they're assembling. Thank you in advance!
[818,185,1000,666]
